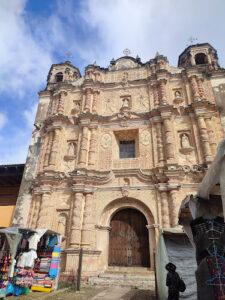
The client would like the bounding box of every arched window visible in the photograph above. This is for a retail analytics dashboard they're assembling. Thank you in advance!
[55,72,63,82]
[195,53,208,65]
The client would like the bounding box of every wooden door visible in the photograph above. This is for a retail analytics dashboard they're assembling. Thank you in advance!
[108,208,150,267]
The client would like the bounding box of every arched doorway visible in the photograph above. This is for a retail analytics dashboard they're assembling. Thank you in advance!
[108,208,150,267]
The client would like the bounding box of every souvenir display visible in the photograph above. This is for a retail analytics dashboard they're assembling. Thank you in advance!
[0,228,61,296]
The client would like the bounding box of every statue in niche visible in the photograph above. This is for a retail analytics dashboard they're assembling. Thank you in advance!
[67,141,76,156]
[122,97,130,108]
[57,214,67,237]
[181,133,191,148]
[73,71,78,79]
[175,90,181,97]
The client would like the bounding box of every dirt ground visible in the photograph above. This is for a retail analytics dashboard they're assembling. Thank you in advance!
[8,286,156,300]
[8,286,106,300]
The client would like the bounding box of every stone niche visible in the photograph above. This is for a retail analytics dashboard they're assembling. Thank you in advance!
[178,131,194,154]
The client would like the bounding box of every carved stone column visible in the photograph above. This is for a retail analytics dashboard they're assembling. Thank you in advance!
[49,128,61,167]
[146,224,158,271]
[37,188,52,228]
[57,91,67,114]
[160,191,170,228]
[78,127,89,167]
[159,79,167,104]
[155,120,165,164]
[152,84,159,107]
[43,130,54,168]
[31,194,42,229]
[70,191,83,247]
[81,192,94,248]
[205,116,217,157]
[53,95,58,115]
[162,114,175,162]
[189,76,200,100]
[196,115,212,162]
[196,78,206,100]
[84,88,92,111]
[92,90,99,112]
[169,189,180,228]
[88,128,97,166]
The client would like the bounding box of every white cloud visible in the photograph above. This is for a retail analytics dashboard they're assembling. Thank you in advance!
[24,103,38,128]
[0,0,53,98]
[0,112,7,130]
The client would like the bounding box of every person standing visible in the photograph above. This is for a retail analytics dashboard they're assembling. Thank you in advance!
[166,263,183,300]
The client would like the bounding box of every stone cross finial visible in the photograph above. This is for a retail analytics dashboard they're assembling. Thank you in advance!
[187,37,198,45]
[123,48,131,56]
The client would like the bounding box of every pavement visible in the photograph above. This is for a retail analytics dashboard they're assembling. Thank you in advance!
[90,286,131,300]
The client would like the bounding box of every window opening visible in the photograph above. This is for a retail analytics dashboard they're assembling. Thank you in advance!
[120,140,135,158]
[195,53,208,65]
[55,72,63,82]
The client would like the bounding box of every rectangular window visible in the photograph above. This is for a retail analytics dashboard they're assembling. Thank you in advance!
[119,140,135,159]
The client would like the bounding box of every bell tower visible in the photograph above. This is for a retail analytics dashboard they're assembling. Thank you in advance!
[178,43,219,69]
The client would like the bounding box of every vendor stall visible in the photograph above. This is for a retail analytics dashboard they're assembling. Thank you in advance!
[0,227,61,296]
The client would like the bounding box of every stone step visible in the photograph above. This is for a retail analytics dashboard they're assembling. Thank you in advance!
[86,270,156,290]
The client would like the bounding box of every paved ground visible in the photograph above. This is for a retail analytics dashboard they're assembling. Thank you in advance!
[8,286,156,300]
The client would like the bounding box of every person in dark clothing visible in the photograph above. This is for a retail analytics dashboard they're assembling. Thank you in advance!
[166,263,180,300]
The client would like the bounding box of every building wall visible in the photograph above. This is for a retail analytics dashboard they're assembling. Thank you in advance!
[13,44,225,276]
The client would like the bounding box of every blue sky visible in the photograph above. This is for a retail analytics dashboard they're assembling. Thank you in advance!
[0,0,225,164]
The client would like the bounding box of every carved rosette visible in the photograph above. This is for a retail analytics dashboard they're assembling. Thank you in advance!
[70,192,83,247]
[81,192,93,247]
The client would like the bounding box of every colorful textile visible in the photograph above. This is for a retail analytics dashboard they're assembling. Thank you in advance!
[48,236,57,248]
[49,245,61,277]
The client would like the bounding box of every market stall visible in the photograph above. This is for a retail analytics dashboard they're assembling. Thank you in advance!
[0,227,61,297]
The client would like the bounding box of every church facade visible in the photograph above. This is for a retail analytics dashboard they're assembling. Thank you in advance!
[13,43,225,276]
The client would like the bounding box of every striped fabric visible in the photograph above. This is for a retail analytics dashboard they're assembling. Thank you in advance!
[49,245,61,277]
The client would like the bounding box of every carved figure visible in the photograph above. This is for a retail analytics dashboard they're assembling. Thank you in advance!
[122,97,130,108]
[58,214,67,237]
[67,142,76,156]
[181,133,191,148]
[175,90,181,97]
[104,99,115,113]
[101,134,112,148]
[138,95,148,109]
[122,72,128,81]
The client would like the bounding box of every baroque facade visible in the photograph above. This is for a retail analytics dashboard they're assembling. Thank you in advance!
[13,43,225,276]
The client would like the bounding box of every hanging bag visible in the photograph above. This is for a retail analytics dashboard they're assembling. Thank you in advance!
[178,277,186,292]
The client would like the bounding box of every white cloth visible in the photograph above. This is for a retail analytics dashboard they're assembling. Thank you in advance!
[17,250,37,268]
[9,259,16,277]
[28,233,40,250]
[24,250,37,268]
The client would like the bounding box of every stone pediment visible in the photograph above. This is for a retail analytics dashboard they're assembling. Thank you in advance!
[110,57,141,71]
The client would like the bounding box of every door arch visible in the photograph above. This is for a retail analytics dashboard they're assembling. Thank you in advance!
[108,208,150,267]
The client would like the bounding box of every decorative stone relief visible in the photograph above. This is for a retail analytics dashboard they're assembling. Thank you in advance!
[71,100,81,115]
[104,99,115,114]
[173,89,184,105]
[57,213,67,237]
[136,95,148,109]
[101,133,112,149]
[141,130,150,146]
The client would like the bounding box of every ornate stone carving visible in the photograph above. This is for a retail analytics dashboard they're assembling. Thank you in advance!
[160,191,170,228]
[57,213,67,237]
[179,133,194,154]
[101,133,112,149]
[141,130,150,146]
[104,99,115,114]
[64,140,77,161]
[70,192,83,247]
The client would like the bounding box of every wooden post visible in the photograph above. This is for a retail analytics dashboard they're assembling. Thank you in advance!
[154,251,158,300]
[77,248,83,291]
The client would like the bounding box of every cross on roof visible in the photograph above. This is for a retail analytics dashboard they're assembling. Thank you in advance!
[123,48,131,56]
[187,37,198,45]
